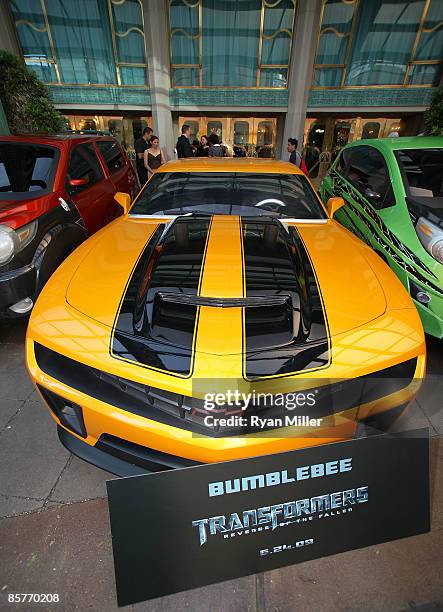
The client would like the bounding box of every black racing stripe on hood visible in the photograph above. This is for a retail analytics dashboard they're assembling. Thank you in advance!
[241,218,330,380]
[111,217,211,377]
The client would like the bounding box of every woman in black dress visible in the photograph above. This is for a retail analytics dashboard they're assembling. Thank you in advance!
[144,135,166,177]
[196,135,209,157]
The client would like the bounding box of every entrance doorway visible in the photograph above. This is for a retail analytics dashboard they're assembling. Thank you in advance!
[178,116,278,157]
[304,116,403,182]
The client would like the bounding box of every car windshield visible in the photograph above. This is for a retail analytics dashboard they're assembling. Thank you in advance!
[0,143,58,200]
[130,172,327,219]
[394,148,443,198]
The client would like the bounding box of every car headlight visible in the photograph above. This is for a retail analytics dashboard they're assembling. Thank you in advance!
[416,217,443,265]
[431,239,443,264]
[0,221,38,265]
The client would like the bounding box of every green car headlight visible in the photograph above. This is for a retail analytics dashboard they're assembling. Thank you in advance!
[431,239,443,265]
[416,217,443,265]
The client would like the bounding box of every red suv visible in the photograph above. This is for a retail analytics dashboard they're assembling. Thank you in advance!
[0,134,136,317]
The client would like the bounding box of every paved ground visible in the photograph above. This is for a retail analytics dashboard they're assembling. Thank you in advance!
[0,318,441,611]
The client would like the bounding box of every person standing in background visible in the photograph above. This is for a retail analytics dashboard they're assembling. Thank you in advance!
[134,126,152,186]
[197,135,209,157]
[176,124,194,158]
[287,138,301,167]
[208,133,225,157]
[287,137,308,174]
[143,135,165,177]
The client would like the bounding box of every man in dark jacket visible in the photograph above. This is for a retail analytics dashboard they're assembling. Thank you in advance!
[176,124,194,158]
[287,137,302,167]
[134,126,152,186]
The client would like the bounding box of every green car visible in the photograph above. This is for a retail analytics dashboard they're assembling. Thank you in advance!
[320,137,443,338]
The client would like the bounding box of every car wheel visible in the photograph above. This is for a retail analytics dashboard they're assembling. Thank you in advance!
[33,225,87,300]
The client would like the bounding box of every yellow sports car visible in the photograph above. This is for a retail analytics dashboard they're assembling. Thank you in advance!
[25,159,425,475]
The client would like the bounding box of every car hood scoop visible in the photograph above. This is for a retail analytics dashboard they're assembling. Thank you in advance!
[67,215,386,379]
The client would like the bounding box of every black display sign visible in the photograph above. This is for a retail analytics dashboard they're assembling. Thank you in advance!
[107,430,430,606]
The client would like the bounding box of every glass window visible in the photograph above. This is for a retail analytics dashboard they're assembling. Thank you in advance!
[345,0,426,86]
[183,121,200,142]
[0,143,58,200]
[111,0,146,64]
[313,0,357,87]
[313,0,443,88]
[131,172,327,219]
[207,121,222,140]
[261,0,294,64]
[344,145,393,208]
[110,0,148,85]
[395,148,443,197]
[316,0,356,64]
[313,68,342,87]
[170,0,200,64]
[96,140,125,175]
[361,122,381,139]
[259,68,288,88]
[120,67,146,86]
[67,144,104,190]
[234,121,249,145]
[169,0,295,88]
[257,122,273,146]
[49,0,117,84]
[408,64,442,86]
[172,68,200,87]
[11,0,117,84]
[414,0,443,61]
[25,59,58,84]
[202,0,261,87]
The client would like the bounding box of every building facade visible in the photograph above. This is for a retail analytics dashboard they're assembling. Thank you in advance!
[1,0,442,170]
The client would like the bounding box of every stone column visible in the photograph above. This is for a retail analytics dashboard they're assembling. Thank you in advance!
[280,0,322,159]
[0,2,21,56]
[142,0,175,160]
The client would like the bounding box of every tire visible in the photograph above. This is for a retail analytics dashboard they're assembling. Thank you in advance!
[32,224,87,300]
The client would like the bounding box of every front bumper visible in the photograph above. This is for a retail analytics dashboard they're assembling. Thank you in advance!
[58,400,410,476]
[26,336,426,467]
[0,263,37,314]
[58,426,199,476]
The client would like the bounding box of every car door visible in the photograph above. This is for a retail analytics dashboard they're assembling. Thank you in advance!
[95,139,136,198]
[66,142,115,235]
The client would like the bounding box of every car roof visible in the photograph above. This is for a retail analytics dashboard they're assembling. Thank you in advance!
[346,136,443,152]
[0,133,116,146]
[157,158,303,174]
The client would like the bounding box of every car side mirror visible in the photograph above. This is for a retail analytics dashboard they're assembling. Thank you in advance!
[69,177,89,188]
[363,187,381,201]
[327,197,345,218]
[114,192,131,215]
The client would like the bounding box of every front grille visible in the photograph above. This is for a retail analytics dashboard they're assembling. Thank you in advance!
[34,342,417,437]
